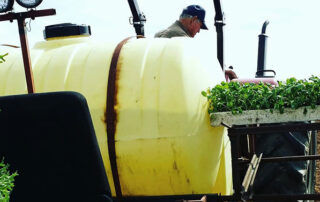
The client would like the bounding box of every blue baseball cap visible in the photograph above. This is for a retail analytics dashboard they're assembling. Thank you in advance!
[181,5,208,30]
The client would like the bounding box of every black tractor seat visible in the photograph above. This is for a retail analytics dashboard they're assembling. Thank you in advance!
[0,92,112,202]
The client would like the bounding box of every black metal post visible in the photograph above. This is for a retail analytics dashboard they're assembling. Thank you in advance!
[127,0,146,36]
[256,20,269,77]
[213,0,225,70]
[227,131,242,197]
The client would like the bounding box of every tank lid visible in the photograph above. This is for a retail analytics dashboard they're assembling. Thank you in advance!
[44,23,91,39]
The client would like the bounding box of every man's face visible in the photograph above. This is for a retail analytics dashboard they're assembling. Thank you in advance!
[188,17,202,37]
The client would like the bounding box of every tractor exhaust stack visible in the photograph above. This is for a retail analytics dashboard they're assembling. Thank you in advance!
[256,21,270,78]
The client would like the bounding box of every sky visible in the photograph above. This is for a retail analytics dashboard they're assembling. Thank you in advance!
[0,0,319,81]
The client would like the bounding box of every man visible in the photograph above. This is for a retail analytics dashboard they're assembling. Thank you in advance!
[154,5,208,38]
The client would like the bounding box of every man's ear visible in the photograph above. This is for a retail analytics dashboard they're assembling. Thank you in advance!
[191,16,199,24]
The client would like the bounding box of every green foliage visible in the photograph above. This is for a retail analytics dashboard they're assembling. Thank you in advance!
[202,76,320,115]
[0,53,8,64]
[0,159,18,202]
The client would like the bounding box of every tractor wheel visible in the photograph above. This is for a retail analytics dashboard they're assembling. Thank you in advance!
[253,127,316,199]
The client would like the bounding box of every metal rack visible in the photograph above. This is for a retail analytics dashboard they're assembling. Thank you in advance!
[227,122,320,201]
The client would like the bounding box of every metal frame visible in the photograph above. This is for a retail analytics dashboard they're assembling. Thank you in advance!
[0,9,56,94]
[228,122,320,201]
[127,0,146,36]
[213,0,225,70]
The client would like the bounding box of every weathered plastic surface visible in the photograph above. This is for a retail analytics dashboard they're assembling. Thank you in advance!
[0,36,232,196]
[211,105,320,126]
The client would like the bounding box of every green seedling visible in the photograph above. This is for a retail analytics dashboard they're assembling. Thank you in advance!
[0,159,18,202]
[0,53,8,64]
[202,76,320,116]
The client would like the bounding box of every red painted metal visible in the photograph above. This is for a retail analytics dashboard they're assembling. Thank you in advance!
[0,9,56,94]
[17,18,34,93]
[232,77,278,86]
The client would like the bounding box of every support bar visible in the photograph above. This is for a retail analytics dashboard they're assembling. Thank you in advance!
[0,9,56,21]
[127,0,146,36]
[17,18,34,93]
[229,122,320,135]
[0,9,56,94]
[213,0,225,70]
[239,154,320,164]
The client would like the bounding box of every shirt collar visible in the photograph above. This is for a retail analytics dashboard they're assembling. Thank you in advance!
[175,20,192,37]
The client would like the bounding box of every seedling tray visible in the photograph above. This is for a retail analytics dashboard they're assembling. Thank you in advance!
[210,105,320,126]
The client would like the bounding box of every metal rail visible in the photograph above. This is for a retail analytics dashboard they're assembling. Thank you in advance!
[229,122,320,134]
[239,154,320,164]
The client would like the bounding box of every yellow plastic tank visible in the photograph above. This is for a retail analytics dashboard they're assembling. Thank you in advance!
[0,34,232,196]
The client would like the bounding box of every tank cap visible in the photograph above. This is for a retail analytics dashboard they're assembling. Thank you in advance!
[44,23,91,39]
